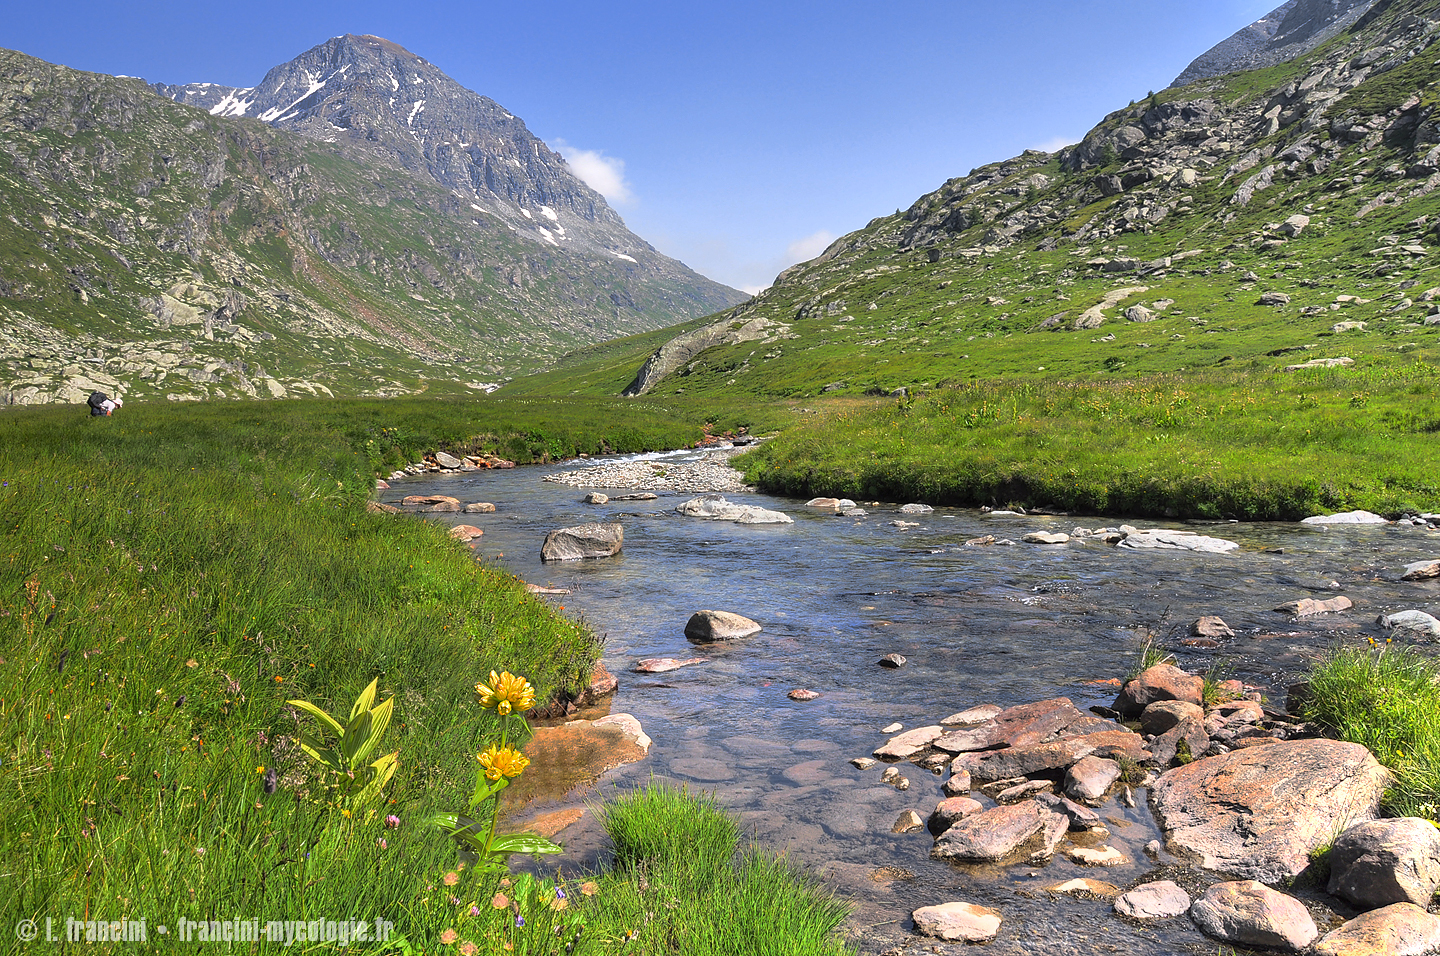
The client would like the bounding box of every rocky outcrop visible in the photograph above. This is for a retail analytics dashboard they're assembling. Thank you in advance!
[1151,739,1391,882]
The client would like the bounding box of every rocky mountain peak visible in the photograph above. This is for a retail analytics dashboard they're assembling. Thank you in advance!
[1173,0,1380,87]
[152,34,639,260]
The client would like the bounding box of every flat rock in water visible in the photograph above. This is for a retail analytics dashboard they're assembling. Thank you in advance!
[911,902,1002,943]
[1275,595,1353,616]
[1379,610,1440,638]
[1328,817,1440,908]
[684,610,762,642]
[941,704,1003,726]
[611,492,659,501]
[1302,510,1388,525]
[675,494,792,524]
[1151,739,1390,883]
[584,492,609,504]
[877,653,906,668]
[931,801,1067,863]
[953,730,1146,783]
[1064,844,1127,866]
[541,523,623,561]
[633,657,705,674]
[1190,880,1318,950]
[934,697,1108,754]
[1048,878,1121,900]
[1314,902,1440,956]
[463,501,496,513]
[401,494,461,513]
[1023,531,1070,544]
[449,524,483,541]
[1114,880,1192,919]
[787,688,820,701]
[892,810,925,833]
[1118,529,1238,553]
[1401,559,1440,580]
[874,725,944,761]
[805,497,843,510]
[900,503,934,514]
[1033,791,1107,831]
[525,583,571,595]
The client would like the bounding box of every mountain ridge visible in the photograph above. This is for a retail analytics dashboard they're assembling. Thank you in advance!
[0,39,744,407]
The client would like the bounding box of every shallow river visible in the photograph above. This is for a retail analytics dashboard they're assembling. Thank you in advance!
[387,449,1440,955]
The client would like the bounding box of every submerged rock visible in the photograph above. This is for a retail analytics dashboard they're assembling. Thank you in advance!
[1117,529,1238,553]
[675,494,793,524]
[1301,510,1388,525]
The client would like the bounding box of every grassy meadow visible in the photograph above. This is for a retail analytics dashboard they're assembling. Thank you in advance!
[736,357,1440,519]
[0,397,853,953]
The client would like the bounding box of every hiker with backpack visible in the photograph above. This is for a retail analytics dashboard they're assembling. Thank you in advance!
[87,391,123,416]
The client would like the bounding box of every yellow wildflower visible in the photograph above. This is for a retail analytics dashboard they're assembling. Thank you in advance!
[475,671,535,716]
[476,745,529,781]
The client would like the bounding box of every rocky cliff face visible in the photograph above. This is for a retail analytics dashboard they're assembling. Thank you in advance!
[614,0,1440,399]
[0,39,744,407]
[1173,0,1380,87]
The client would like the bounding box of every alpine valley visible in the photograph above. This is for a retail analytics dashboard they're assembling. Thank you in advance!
[0,34,745,406]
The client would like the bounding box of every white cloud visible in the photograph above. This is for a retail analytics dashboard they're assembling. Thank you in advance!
[786,230,837,264]
[1032,134,1081,153]
[551,139,633,206]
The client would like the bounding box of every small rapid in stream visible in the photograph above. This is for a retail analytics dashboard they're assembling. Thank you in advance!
[384,448,1440,955]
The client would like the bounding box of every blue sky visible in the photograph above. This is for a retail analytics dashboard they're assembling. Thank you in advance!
[5,1,1282,293]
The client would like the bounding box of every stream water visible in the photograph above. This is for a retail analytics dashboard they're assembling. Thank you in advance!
[385,450,1440,954]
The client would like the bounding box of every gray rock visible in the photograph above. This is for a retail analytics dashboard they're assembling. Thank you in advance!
[1191,615,1236,639]
[1401,560,1440,580]
[1276,595,1353,616]
[1189,880,1318,950]
[463,501,496,513]
[675,494,792,524]
[540,522,623,562]
[1125,304,1157,323]
[1141,700,1205,736]
[1115,880,1192,919]
[1378,610,1440,638]
[584,492,610,504]
[1118,529,1239,553]
[1151,739,1390,883]
[684,610,761,643]
[434,451,463,468]
[1314,902,1440,956]
[1148,714,1210,768]
[931,801,1068,863]
[900,503,933,514]
[1065,755,1122,802]
[1033,791,1108,831]
[1258,291,1292,306]
[1301,510,1388,525]
[873,725,944,761]
[877,653,906,668]
[1022,531,1070,544]
[911,902,1002,943]
[1328,817,1440,909]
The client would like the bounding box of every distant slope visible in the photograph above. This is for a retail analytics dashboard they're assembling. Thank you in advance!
[1172,0,1378,87]
[0,40,744,407]
[537,0,1440,404]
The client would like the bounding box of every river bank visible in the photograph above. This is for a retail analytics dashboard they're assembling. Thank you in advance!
[387,445,1440,954]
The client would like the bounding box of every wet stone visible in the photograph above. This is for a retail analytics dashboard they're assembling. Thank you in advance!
[912,902,1003,943]
[877,653,907,668]
[1114,880,1191,920]
[1048,878,1121,901]
[787,688,820,701]
[892,810,926,833]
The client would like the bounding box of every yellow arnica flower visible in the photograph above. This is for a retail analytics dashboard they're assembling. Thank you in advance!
[476,745,529,781]
[475,671,535,716]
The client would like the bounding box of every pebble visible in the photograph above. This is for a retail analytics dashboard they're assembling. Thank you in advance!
[788,688,820,701]
[850,757,878,770]
[881,722,904,734]
[878,653,907,668]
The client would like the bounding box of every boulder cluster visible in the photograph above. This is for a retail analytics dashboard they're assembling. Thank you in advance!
[864,662,1438,952]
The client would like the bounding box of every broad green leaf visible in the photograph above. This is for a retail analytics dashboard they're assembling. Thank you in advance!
[487,832,563,856]
[340,709,373,767]
[287,699,344,738]
[350,678,379,722]
[354,696,393,765]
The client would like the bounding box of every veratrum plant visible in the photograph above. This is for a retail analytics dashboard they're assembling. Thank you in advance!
[289,678,400,814]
